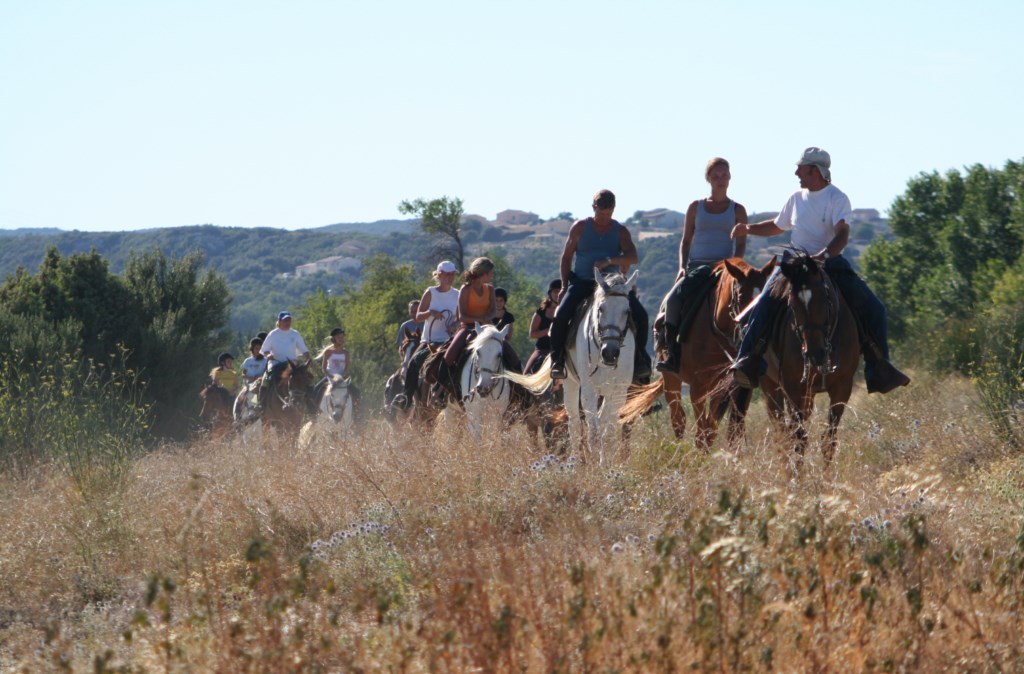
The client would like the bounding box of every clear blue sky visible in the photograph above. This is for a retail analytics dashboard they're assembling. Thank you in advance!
[2,1,1022,231]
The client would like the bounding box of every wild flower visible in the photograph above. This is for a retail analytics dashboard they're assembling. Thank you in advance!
[610,542,624,554]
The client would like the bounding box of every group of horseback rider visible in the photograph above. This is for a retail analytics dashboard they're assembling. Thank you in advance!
[209,145,909,422]
[208,310,363,423]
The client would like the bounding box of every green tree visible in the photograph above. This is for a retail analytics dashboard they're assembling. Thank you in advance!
[121,249,232,437]
[295,254,422,402]
[398,196,466,270]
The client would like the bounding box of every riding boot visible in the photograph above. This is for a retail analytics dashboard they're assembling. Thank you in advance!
[730,339,767,390]
[550,350,567,380]
[655,323,680,373]
[863,339,910,394]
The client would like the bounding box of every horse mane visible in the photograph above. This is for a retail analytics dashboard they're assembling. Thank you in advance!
[467,325,504,356]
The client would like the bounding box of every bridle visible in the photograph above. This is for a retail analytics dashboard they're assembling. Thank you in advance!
[788,273,839,384]
[465,338,505,402]
[589,286,631,352]
[325,379,350,420]
[709,272,752,350]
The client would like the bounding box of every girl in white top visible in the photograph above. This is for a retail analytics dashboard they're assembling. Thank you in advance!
[319,327,350,377]
[416,261,460,344]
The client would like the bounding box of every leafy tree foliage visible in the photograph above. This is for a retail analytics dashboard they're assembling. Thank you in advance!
[0,247,232,439]
[294,254,423,402]
[398,196,466,270]
[861,159,1024,441]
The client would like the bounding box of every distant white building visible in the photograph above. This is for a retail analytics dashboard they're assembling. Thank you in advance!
[295,255,361,277]
[639,208,685,229]
[496,209,540,225]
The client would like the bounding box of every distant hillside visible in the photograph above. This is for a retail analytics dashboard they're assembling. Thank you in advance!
[0,227,63,238]
[0,225,404,334]
[0,210,892,336]
[314,219,416,235]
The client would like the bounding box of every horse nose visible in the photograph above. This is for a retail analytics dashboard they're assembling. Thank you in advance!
[601,344,619,365]
[807,347,829,369]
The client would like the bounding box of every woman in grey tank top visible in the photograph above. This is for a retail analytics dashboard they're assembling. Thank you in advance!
[655,157,749,373]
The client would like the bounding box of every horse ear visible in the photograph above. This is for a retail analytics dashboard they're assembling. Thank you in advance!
[475,321,483,333]
[761,255,778,276]
[626,270,639,292]
[595,268,610,292]
[722,258,744,279]
[498,324,509,340]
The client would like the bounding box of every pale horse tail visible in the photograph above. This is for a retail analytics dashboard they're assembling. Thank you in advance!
[618,379,664,425]
[501,355,554,395]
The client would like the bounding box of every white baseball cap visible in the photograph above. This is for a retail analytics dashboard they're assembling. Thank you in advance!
[797,147,831,182]
[436,260,457,273]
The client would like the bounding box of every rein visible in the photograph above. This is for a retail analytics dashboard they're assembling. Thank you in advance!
[584,287,632,377]
[465,342,505,402]
[787,274,840,384]
[707,273,747,351]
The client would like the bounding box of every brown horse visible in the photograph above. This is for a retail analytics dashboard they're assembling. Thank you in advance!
[261,361,316,438]
[760,253,859,465]
[621,257,775,449]
[199,383,236,439]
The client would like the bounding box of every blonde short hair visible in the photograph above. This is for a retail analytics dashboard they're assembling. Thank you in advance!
[705,157,730,180]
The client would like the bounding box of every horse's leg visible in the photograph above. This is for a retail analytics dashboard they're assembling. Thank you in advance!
[662,372,687,439]
[823,379,854,465]
[580,385,603,464]
[724,385,751,448]
[690,383,714,452]
[563,377,585,461]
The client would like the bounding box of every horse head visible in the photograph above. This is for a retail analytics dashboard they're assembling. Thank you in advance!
[592,269,637,366]
[324,374,352,422]
[468,323,507,397]
[779,253,836,373]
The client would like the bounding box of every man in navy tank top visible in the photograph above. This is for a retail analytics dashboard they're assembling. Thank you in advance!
[548,189,652,382]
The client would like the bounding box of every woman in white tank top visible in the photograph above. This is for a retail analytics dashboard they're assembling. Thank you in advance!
[417,261,460,344]
[315,326,361,413]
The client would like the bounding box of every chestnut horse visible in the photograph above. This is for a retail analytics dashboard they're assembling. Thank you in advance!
[760,253,859,465]
[620,257,775,449]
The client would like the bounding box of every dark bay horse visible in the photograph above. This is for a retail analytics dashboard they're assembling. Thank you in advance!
[621,257,775,449]
[760,253,859,465]
[199,383,235,439]
[261,361,316,438]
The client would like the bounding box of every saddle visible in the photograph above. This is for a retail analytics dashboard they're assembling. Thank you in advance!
[423,339,473,405]
[678,268,721,342]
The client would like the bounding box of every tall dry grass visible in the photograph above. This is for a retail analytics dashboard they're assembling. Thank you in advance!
[1,371,1023,672]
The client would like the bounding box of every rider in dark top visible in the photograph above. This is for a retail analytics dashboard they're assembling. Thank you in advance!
[548,189,652,382]
[524,279,560,374]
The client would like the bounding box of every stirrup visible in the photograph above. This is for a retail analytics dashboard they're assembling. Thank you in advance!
[655,352,678,374]
[550,360,567,380]
[730,356,761,390]
[865,360,910,394]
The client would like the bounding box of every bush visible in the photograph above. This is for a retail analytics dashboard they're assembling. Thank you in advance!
[0,351,150,487]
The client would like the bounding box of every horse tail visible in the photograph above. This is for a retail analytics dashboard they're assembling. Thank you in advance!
[618,379,663,425]
[501,355,553,395]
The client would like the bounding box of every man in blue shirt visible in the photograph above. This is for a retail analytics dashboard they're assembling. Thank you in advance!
[548,189,651,382]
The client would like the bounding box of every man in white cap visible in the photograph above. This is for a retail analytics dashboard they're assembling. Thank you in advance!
[727,147,909,394]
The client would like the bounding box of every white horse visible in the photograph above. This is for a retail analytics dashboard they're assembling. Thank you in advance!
[505,269,637,463]
[460,323,511,441]
[319,374,355,431]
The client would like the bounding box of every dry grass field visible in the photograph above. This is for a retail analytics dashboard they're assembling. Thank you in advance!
[2,371,1023,672]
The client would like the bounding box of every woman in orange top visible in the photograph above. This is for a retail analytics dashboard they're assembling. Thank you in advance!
[443,257,496,367]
